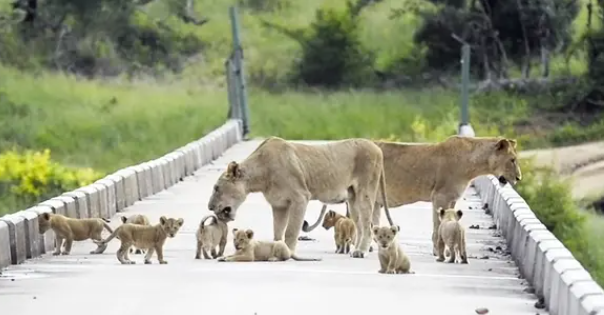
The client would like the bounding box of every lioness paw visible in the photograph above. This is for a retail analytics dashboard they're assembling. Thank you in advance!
[385,269,396,274]
[436,257,445,262]
[217,256,226,262]
[159,260,168,264]
[351,250,365,258]
[144,260,152,264]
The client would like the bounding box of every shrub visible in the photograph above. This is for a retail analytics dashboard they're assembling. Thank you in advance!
[0,149,103,215]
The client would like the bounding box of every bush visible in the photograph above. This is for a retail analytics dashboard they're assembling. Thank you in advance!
[515,158,604,285]
[0,149,103,215]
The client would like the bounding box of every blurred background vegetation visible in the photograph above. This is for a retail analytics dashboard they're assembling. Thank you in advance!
[0,0,603,284]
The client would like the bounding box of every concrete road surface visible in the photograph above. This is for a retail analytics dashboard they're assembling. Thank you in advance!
[0,140,546,315]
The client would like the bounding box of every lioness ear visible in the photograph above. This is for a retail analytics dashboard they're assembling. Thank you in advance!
[438,208,445,217]
[508,139,517,149]
[160,216,167,225]
[495,139,511,152]
[121,216,128,224]
[42,212,51,221]
[226,161,243,179]
[390,225,400,234]
[245,229,254,239]
[177,218,184,226]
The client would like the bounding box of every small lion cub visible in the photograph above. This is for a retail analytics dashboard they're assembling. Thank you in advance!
[436,208,468,264]
[321,209,356,254]
[37,212,114,256]
[372,225,412,274]
[195,214,228,260]
[217,228,321,262]
[121,214,150,255]
[94,216,184,265]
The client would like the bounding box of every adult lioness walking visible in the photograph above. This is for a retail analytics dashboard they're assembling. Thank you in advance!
[207,137,393,259]
[303,136,522,256]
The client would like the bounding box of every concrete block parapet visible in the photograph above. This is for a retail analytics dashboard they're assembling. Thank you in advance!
[0,213,27,265]
[472,174,604,315]
[0,220,11,269]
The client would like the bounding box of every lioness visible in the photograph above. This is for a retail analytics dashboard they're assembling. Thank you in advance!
[217,228,321,262]
[322,209,357,254]
[304,136,522,255]
[436,208,468,264]
[93,216,184,265]
[195,214,228,260]
[372,225,412,274]
[207,137,393,259]
[121,214,150,254]
[37,212,113,256]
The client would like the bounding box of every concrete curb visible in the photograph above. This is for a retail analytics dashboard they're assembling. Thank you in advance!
[473,175,604,315]
[0,119,243,271]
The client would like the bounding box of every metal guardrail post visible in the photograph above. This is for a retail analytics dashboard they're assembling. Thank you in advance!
[458,43,475,137]
[229,6,250,137]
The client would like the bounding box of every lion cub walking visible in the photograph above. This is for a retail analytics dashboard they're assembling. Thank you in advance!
[121,214,150,255]
[436,208,468,264]
[195,214,228,260]
[217,228,322,262]
[93,216,184,265]
[321,209,356,254]
[372,225,412,274]
[37,212,114,256]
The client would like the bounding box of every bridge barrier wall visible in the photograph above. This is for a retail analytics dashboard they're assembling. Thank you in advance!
[0,119,243,272]
[473,175,604,315]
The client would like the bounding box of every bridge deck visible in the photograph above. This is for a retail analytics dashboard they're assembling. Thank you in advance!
[0,140,545,315]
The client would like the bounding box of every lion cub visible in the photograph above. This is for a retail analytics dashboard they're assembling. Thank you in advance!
[195,214,228,260]
[436,208,468,264]
[217,228,322,262]
[372,225,412,274]
[322,210,356,254]
[93,216,184,265]
[37,212,114,256]
[121,214,150,255]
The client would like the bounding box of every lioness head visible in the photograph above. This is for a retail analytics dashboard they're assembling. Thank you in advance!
[488,138,522,186]
[372,225,400,249]
[438,208,463,222]
[321,210,341,230]
[159,216,184,238]
[231,228,254,251]
[207,161,247,222]
[38,212,53,234]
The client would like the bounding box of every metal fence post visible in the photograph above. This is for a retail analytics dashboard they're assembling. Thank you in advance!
[225,58,241,120]
[229,6,250,137]
[458,43,475,137]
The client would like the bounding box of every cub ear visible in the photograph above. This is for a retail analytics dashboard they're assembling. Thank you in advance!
[372,226,379,235]
[226,161,243,179]
[390,225,400,234]
[232,228,239,234]
[176,218,184,226]
[121,216,128,224]
[438,207,446,217]
[42,212,51,221]
[495,138,511,152]
[160,216,167,225]
[327,210,336,218]
[456,210,463,220]
[245,229,254,239]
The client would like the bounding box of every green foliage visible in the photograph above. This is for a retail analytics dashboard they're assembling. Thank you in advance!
[0,149,102,215]
[295,2,375,87]
[515,158,604,285]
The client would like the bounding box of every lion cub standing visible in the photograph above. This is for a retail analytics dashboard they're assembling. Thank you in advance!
[195,214,228,260]
[93,216,184,265]
[37,212,114,256]
[217,228,322,262]
[321,210,356,254]
[436,208,468,264]
[372,225,412,274]
[121,214,150,255]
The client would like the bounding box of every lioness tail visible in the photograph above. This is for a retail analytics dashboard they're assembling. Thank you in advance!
[379,166,394,226]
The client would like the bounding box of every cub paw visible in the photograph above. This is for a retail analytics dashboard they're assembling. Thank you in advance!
[378,269,385,274]
[60,252,70,256]
[135,249,143,255]
[144,260,152,265]
[217,257,227,262]
[385,269,396,274]
[52,252,61,256]
[369,246,374,253]
[436,257,445,262]
[159,260,168,264]
[351,250,365,258]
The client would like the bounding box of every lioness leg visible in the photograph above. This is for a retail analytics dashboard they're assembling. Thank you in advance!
[283,197,309,253]
[53,237,63,256]
[271,205,289,242]
[144,248,156,264]
[211,248,218,258]
[349,195,373,258]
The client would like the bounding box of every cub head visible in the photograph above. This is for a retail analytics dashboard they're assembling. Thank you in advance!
[371,225,400,249]
[159,216,184,238]
[207,161,247,222]
[37,212,53,234]
[438,208,463,222]
[232,228,254,251]
[321,210,341,230]
[488,138,522,187]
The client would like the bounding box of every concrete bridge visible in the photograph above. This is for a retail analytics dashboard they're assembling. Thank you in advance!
[0,119,603,315]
